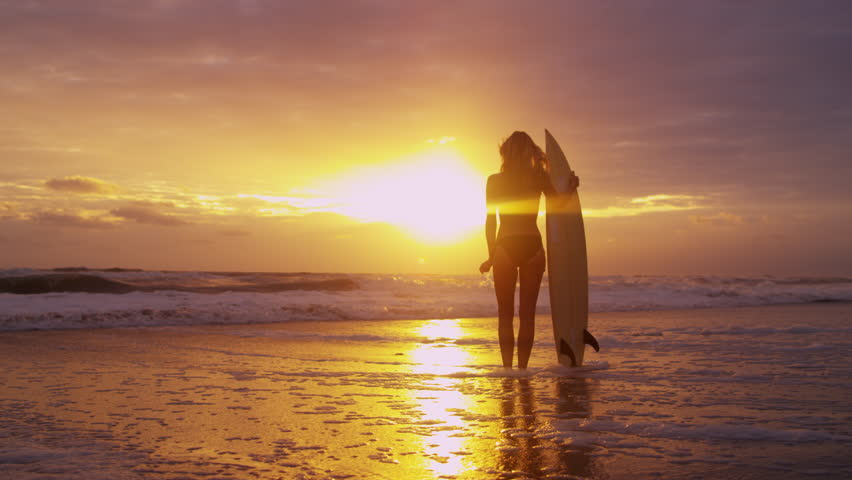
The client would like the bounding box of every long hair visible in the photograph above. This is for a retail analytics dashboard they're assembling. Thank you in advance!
[499,131,547,184]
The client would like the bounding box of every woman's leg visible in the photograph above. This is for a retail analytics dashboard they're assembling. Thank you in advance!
[517,247,545,369]
[492,247,517,368]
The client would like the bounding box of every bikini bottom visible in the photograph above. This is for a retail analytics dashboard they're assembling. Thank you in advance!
[497,235,543,267]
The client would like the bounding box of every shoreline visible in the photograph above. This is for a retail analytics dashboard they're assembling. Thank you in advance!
[1,303,850,479]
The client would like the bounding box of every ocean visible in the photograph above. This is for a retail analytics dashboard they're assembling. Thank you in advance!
[1,269,851,478]
[2,268,851,331]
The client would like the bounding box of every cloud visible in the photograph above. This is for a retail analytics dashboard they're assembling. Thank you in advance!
[218,228,250,237]
[689,212,745,226]
[232,194,339,217]
[584,194,706,218]
[45,176,118,195]
[110,205,188,226]
[0,201,15,218]
[630,194,703,207]
[31,211,116,229]
[128,199,177,208]
[0,145,86,154]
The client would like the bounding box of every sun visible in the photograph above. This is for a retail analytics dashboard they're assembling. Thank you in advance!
[321,147,485,244]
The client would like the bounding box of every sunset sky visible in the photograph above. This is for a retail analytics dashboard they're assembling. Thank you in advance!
[1,1,851,275]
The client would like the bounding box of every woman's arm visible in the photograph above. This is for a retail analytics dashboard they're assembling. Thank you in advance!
[481,175,498,273]
[485,175,498,259]
[485,211,497,259]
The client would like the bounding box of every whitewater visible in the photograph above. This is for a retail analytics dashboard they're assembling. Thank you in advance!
[1,268,851,331]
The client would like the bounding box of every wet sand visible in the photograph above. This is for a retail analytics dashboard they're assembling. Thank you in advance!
[1,303,851,479]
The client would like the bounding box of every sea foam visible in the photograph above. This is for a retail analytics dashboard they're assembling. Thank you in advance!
[1,269,851,331]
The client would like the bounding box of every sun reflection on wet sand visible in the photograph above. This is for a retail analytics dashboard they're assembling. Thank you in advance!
[408,319,476,476]
[405,319,600,478]
[411,319,471,376]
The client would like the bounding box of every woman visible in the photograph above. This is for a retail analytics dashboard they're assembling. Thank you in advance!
[479,131,579,369]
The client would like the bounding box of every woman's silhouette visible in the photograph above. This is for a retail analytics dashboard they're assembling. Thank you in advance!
[480,131,579,368]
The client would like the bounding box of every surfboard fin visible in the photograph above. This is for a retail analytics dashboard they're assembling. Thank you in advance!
[584,329,600,352]
[559,339,577,366]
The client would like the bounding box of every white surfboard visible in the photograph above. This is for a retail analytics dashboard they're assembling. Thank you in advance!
[545,130,598,366]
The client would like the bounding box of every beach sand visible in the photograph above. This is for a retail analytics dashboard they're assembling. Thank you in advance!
[1,303,851,479]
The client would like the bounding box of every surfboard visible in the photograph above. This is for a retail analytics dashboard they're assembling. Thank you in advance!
[545,129,599,366]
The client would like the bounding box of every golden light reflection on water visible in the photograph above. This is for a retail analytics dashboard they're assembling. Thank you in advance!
[408,319,477,477]
[415,319,464,344]
[410,319,473,377]
[402,319,599,478]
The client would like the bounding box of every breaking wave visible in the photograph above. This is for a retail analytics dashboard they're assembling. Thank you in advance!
[0,268,850,331]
